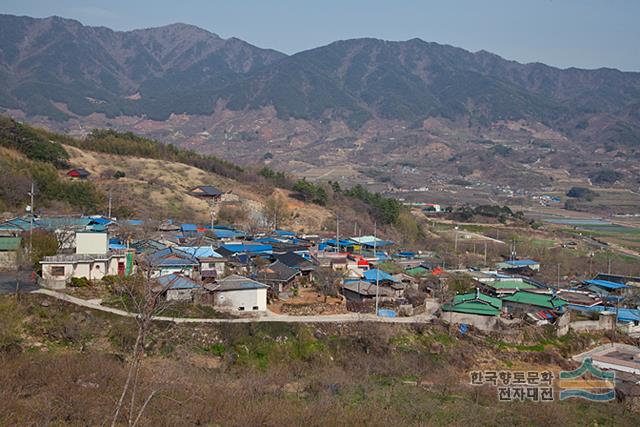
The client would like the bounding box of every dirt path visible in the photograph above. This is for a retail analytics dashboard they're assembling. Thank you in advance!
[34,289,432,324]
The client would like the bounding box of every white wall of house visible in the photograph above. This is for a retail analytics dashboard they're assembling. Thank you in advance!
[76,232,108,255]
[200,261,225,275]
[215,288,267,311]
[41,255,126,288]
[152,266,194,278]
[166,289,194,302]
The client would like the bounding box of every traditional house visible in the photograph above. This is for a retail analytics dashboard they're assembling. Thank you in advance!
[67,168,91,179]
[315,252,348,270]
[362,269,400,285]
[188,185,224,201]
[156,273,202,302]
[579,279,630,303]
[442,290,503,316]
[130,239,167,255]
[158,220,180,232]
[177,246,225,280]
[272,252,317,281]
[205,274,268,311]
[257,260,300,294]
[496,259,541,271]
[147,247,199,278]
[341,280,395,303]
[501,291,567,315]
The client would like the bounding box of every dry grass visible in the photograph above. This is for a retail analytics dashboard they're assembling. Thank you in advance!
[1,294,638,426]
[63,145,332,228]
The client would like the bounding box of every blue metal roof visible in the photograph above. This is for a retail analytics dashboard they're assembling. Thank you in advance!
[149,248,199,266]
[505,259,539,266]
[326,239,356,246]
[254,237,282,244]
[584,279,628,290]
[274,229,296,237]
[568,304,640,323]
[90,216,112,225]
[213,229,245,239]
[363,269,399,283]
[180,223,198,232]
[395,251,416,258]
[157,274,200,290]
[177,246,222,259]
[221,243,272,254]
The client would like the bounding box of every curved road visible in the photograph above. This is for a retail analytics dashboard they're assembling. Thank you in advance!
[34,289,432,324]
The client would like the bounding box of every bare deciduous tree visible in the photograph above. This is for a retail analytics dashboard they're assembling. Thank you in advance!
[110,257,178,427]
[315,267,343,303]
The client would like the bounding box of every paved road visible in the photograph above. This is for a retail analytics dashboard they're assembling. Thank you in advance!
[0,271,39,294]
[34,289,432,324]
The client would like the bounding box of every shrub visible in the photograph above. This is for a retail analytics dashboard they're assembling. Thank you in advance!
[589,169,622,185]
[27,230,58,270]
[0,298,23,351]
[292,179,328,206]
[566,186,598,200]
[69,277,90,288]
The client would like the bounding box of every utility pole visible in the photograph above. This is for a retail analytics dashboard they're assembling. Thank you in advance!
[375,267,380,316]
[108,189,113,218]
[336,214,340,253]
[484,242,488,266]
[607,254,612,274]
[28,182,34,254]
[556,263,560,290]
[454,226,458,252]
[374,221,379,316]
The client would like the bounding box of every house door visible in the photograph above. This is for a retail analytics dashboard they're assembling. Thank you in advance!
[118,262,125,276]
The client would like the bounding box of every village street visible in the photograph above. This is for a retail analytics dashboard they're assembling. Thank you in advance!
[0,271,38,294]
[33,288,434,324]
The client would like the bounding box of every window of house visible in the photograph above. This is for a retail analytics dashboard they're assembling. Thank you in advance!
[252,306,259,310]
[238,307,245,311]
[51,266,65,276]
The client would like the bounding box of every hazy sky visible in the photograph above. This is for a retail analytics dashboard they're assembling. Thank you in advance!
[3,0,640,71]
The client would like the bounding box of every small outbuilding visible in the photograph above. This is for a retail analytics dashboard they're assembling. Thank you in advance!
[188,185,224,201]
[206,274,269,312]
[67,168,91,179]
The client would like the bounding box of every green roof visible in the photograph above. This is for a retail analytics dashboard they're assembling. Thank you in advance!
[442,292,502,316]
[502,291,567,309]
[405,266,430,276]
[0,237,21,251]
[488,280,536,290]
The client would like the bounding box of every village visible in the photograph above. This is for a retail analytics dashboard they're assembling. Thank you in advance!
[0,179,638,327]
[2,176,640,407]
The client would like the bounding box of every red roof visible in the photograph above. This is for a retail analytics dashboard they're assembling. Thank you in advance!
[357,259,369,266]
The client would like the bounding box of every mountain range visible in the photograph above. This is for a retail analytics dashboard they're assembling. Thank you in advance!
[2,14,640,193]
